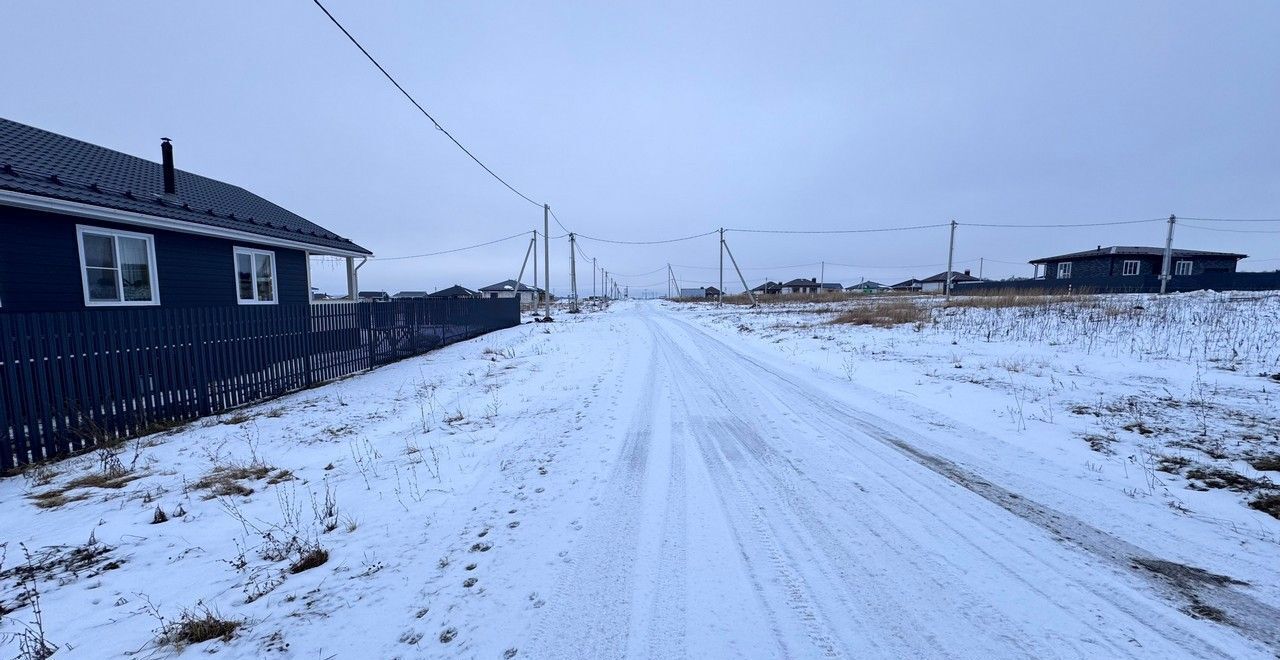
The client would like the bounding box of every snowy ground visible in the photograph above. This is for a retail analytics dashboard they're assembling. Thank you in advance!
[2,295,1278,658]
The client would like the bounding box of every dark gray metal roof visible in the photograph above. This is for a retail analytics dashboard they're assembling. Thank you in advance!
[920,271,981,283]
[0,117,370,255]
[1029,246,1246,264]
[428,285,480,297]
[479,279,541,293]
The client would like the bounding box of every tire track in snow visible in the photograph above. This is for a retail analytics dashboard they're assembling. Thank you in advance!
[651,319,853,658]
[661,310,1280,656]
[526,324,662,659]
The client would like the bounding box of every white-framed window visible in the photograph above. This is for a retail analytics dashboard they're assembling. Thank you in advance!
[1175,260,1193,276]
[1056,262,1072,279]
[1122,260,1140,276]
[76,225,160,306]
[234,247,278,304]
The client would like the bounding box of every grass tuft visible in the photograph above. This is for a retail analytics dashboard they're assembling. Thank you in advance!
[1248,493,1280,519]
[160,606,242,648]
[289,544,329,574]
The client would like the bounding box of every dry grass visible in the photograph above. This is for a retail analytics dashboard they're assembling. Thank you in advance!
[830,300,928,328]
[1248,455,1280,472]
[715,292,857,306]
[289,544,330,574]
[65,470,142,490]
[189,463,290,499]
[160,607,242,648]
[944,290,1099,309]
[1248,494,1280,519]
[27,489,90,510]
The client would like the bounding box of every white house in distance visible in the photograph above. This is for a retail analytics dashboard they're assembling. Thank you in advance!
[480,279,542,306]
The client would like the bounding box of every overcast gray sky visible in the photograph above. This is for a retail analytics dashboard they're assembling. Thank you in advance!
[4,1,1278,295]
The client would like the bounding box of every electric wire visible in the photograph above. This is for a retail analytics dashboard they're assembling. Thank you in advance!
[372,231,529,260]
[576,229,719,245]
[1180,223,1279,235]
[726,223,949,234]
[1180,217,1280,223]
[961,218,1164,228]
[311,0,543,209]
[609,266,669,278]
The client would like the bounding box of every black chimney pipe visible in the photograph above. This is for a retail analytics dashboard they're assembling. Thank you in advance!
[161,138,175,195]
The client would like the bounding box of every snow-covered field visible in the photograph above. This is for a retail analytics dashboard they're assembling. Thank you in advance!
[2,294,1278,658]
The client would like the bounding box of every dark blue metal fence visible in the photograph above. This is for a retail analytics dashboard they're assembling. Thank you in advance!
[0,298,519,469]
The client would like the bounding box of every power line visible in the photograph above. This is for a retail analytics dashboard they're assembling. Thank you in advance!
[726,223,948,234]
[371,231,528,260]
[576,229,718,245]
[1181,222,1279,234]
[548,207,572,234]
[826,258,979,269]
[610,265,668,277]
[311,0,542,208]
[1181,216,1280,223]
[672,261,820,271]
[962,218,1164,228]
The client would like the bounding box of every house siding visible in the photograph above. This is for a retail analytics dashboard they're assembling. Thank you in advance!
[1041,254,1237,281]
[1,203,308,313]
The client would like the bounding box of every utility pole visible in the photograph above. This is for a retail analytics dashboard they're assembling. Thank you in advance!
[569,233,579,313]
[979,257,984,280]
[543,204,551,319]
[531,229,538,311]
[667,263,672,299]
[592,258,597,299]
[820,260,825,290]
[721,233,757,307]
[945,219,957,301]
[719,228,725,304]
[602,270,608,300]
[513,236,534,312]
[1160,214,1176,295]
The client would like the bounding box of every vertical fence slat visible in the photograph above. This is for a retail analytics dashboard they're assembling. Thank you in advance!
[0,315,18,470]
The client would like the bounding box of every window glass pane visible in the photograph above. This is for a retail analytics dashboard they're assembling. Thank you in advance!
[118,237,153,301]
[86,267,120,301]
[255,254,275,301]
[236,253,254,300]
[82,233,116,268]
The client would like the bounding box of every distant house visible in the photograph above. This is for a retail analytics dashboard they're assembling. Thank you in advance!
[751,281,783,295]
[1029,246,1247,282]
[392,290,428,299]
[848,281,888,293]
[358,290,390,301]
[890,278,922,291]
[0,117,371,312]
[703,286,723,298]
[479,279,542,306]
[678,288,704,298]
[819,282,843,294]
[428,285,480,299]
[919,271,981,293]
[781,278,820,295]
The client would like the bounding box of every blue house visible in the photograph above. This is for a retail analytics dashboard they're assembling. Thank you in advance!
[0,118,371,313]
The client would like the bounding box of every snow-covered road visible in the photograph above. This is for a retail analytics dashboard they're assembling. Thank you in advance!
[5,300,1276,659]
[522,304,1274,658]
